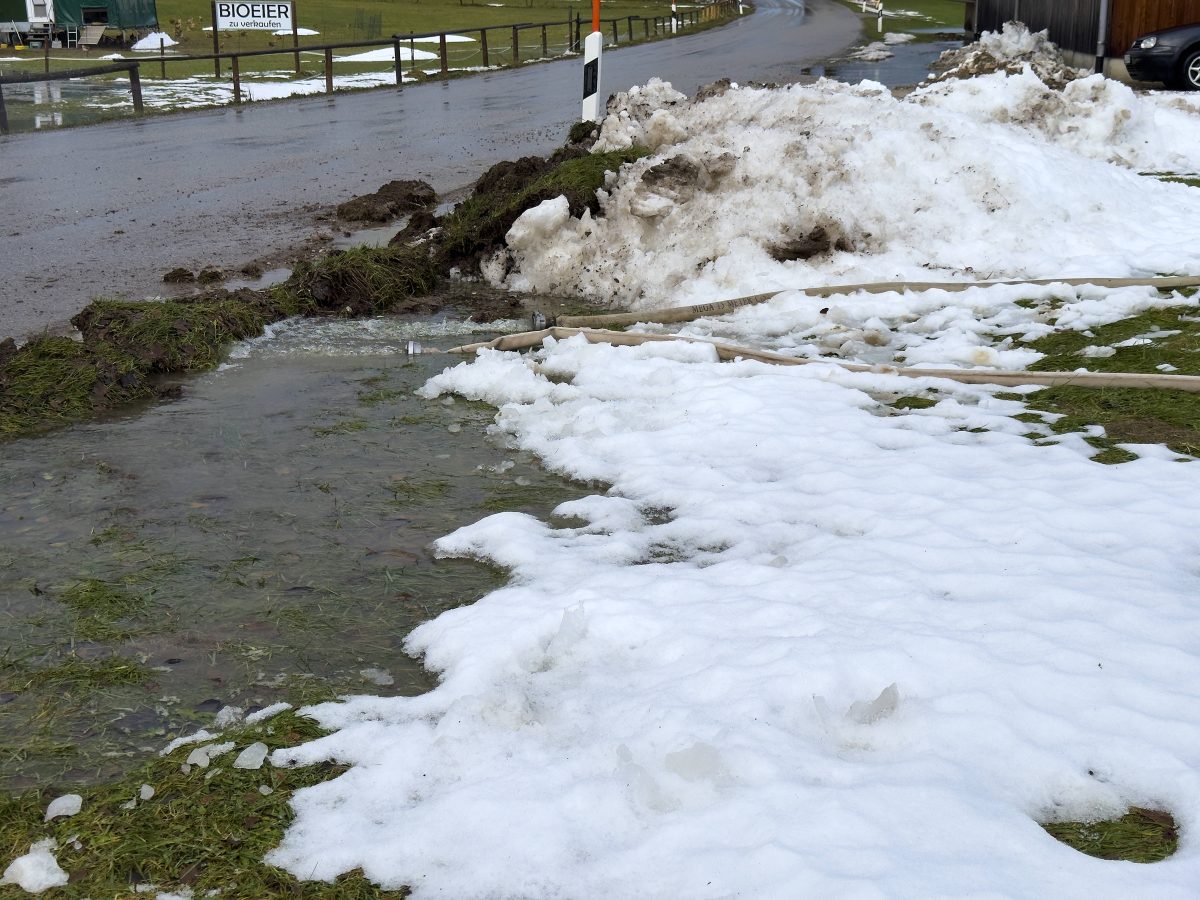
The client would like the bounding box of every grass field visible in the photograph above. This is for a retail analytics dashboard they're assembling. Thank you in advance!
[834,0,970,31]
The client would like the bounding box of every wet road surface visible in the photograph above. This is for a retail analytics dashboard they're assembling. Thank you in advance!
[0,0,861,340]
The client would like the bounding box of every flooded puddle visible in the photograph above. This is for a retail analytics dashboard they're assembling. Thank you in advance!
[0,313,588,791]
[803,33,964,86]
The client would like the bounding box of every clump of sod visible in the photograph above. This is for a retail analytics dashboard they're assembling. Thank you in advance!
[282,245,440,317]
[435,147,648,274]
[0,336,154,437]
[1015,306,1200,461]
[0,710,410,897]
[72,292,294,372]
[1042,807,1179,863]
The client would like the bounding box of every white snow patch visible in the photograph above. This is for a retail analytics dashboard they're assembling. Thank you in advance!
[131,32,178,50]
[1,840,69,893]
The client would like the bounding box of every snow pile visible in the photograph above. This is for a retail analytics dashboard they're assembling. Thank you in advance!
[131,31,178,50]
[928,22,1085,89]
[494,76,1200,309]
[266,330,1200,897]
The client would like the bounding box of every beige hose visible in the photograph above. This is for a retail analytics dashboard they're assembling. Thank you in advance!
[445,326,1200,393]
[553,275,1200,329]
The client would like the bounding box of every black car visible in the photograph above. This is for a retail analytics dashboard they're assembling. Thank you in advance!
[1125,22,1200,89]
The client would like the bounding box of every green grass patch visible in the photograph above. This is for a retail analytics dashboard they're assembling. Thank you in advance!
[1145,173,1200,189]
[57,578,152,643]
[387,478,451,503]
[0,710,410,897]
[834,0,967,29]
[3,655,153,695]
[312,419,371,437]
[358,388,407,406]
[1043,807,1178,863]
[1024,308,1200,376]
[1017,307,1200,460]
[890,395,937,410]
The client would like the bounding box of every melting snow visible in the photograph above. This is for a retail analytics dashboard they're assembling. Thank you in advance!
[252,24,1200,900]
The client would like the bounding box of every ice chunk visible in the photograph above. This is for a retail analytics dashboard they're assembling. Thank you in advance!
[846,683,901,725]
[1,839,69,892]
[44,794,82,821]
[360,668,395,686]
[233,742,270,770]
[213,706,245,728]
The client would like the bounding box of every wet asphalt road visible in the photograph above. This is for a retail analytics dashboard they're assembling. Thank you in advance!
[0,0,860,339]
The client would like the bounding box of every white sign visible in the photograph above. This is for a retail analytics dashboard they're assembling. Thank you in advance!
[215,1,294,31]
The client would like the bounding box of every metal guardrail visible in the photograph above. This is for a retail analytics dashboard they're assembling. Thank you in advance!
[0,0,741,132]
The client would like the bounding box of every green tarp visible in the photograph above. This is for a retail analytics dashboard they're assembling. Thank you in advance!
[0,0,28,22]
[54,0,158,28]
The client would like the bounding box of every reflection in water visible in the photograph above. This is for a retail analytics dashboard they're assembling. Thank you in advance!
[0,315,588,790]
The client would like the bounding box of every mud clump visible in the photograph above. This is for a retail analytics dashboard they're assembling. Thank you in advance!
[336,179,438,223]
[768,226,855,262]
[162,268,195,284]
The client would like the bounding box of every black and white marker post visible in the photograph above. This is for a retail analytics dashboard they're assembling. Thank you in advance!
[671,0,679,34]
[581,0,602,121]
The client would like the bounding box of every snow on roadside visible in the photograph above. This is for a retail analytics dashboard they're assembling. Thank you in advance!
[498,74,1200,309]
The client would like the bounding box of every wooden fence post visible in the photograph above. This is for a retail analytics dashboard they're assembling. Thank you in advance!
[159,38,166,78]
[511,25,519,65]
[439,32,448,74]
[324,46,333,93]
[231,54,241,104]
[480,28,489,66]
[129,63,143,113]
[0,83,9,135]
[610,18,617,42]
[626,16,633,40]
[541,23,547,57]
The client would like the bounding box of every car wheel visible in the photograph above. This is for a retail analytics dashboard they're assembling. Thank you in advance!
[1182,49,1200,90]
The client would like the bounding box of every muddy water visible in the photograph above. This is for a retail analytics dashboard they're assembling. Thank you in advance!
[0,314,588,792]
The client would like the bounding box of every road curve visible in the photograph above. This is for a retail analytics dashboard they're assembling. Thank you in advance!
[0,0,861,339]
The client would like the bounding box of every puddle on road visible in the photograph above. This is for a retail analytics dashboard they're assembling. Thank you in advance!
[803,35,964,87]
[0,313,589,792]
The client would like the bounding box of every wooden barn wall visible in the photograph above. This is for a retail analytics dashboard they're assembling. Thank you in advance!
[976,0,1200,57]
[1110,1,1200,54]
